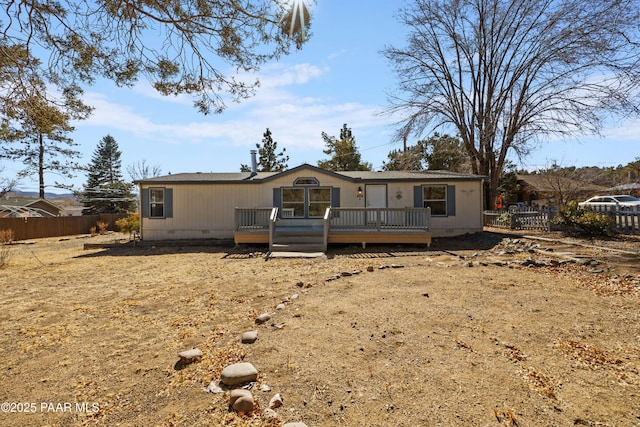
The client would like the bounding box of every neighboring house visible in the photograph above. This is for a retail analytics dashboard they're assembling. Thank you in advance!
[514,174,605,207]
[0,197,64,217]
[606,182,640,198]
[136,163,486,251]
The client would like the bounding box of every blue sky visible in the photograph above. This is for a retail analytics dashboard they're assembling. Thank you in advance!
[5,0,639,194]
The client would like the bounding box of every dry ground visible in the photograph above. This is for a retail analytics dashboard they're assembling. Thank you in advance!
[0,231,639,427]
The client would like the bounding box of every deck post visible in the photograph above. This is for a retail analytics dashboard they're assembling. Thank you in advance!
[323,207,330,252]
[268,207,278,252]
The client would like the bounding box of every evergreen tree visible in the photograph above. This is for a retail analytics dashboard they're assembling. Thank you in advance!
[240,128,289,172]
[81,135,136,215]
[317,124,372,171]
[382,145,424,171]
[0,59,90,198]
[421,134,468,172]
[382,134,469,172]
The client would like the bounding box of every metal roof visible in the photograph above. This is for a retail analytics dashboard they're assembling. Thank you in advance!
[135,164,485,185]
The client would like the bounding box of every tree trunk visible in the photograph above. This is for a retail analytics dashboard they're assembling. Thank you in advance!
[38,133,45,199]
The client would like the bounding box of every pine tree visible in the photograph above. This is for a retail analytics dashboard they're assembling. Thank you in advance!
[240,128,289,172]
[0,61,90,198]
[81,135,136,215]
[317,124,372,171]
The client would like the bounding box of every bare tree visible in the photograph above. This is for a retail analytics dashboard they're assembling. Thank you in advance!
[0,0,314,114]
[0,168,17,198]
[128,160,163,181]
[384,0,640,208]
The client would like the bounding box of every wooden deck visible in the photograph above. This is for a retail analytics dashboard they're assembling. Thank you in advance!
[234,207,432,250]
[234,229,432,247]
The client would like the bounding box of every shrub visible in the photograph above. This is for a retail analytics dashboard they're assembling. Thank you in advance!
[97,221,109,235]
[116,213,140,240]
[0,229,14,268]
[552,201,615,236]
[497,211,514,228]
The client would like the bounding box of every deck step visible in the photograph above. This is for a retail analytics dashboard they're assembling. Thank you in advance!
[271,224,326,253]
[273,235,323,243]
[271,243,325,252]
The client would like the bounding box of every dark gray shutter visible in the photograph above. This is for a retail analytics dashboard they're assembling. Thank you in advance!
[141,188,150,218]
[331,187,340,218]
[273,188,282,217]
[331,188,340,207]
[164,188,173,218]
[413,186,423,208]
[447,185,456,216]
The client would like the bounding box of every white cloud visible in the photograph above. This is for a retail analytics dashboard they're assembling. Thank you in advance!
[75,60,395,155]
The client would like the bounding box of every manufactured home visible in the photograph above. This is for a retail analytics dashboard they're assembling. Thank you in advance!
[136,163,485,252]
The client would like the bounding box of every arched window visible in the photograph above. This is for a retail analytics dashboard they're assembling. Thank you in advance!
[293,177,319,186]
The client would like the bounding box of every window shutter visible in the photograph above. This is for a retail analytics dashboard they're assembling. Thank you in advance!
[331,188,340,207]
[447,185,456,216]
[141,188,150,218]
[164,188,173,218]
[331,187,340,218]
[413,186,423,208]
[273,188,282,217]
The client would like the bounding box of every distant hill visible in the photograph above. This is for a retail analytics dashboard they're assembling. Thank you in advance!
[9,190,76,199]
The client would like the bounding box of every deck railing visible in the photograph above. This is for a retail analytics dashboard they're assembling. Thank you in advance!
[329,207,431,231]
[234,207,273,231]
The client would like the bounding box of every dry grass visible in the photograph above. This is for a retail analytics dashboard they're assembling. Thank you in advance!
[0,232,638,426]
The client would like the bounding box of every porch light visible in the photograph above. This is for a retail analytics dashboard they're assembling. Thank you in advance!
[357,186,363,199]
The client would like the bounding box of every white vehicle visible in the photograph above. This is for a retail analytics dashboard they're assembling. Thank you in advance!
[578,195,640,210]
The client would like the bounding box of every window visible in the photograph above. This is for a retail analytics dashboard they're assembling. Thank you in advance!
[282,188,305,217]
[293,177,319,186]
[308,188,331,217]
[149,188,165,218]
[423,185,447,216]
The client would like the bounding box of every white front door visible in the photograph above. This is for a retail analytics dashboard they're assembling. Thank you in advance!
[365,184,387,223]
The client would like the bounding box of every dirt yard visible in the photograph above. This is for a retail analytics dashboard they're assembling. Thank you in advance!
[0,231,639,426]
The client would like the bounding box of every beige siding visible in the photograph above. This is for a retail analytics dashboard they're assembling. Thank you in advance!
[140,168,484,241]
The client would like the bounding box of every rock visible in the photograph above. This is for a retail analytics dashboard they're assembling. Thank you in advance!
[269,393,283,409]
[283,423,308,427]
[260,383,272,392]
[206,381,224,393]
[295,281,304,287]
[263,408,278,419]
[230,389,254,412]
[241,330,258,344]
[255,313,272,324]
[276,303,286,310]
[290,294,299,300]
[391,264,404,268]
[220,362,258,386]
[178,348,202,363]
[341,271,352,276]
[366,266,374,272]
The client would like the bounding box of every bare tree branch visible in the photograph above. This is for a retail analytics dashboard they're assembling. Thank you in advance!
[384,0,640,208]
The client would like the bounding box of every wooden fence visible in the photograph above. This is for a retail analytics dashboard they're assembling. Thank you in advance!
[584,205,640,234]
[0,214,128,241]
[484,206,640,234]
[484,208,554,231]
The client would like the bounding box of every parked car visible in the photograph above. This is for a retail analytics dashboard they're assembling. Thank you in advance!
[578,195,640,210]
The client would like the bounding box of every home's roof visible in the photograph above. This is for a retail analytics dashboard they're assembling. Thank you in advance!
[0,196,64,211]
[607,182,640,192]
[136,164,486,185]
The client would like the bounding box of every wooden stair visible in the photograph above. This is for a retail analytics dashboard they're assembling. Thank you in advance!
[271,224,325,253]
